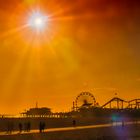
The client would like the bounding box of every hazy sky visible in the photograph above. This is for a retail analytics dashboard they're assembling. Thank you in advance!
[0,0,140,114]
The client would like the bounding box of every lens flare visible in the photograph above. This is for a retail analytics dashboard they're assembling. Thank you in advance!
[28,12,49,31]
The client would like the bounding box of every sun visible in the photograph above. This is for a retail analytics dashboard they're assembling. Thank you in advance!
[28,11,49,31]
[18,9,57,45]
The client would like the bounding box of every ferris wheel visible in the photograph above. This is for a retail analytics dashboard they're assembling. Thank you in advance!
[75,92,96,108]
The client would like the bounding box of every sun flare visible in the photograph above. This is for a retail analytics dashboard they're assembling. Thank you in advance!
[28,12,49,31]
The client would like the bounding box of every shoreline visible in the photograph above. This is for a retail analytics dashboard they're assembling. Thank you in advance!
[0,124,140,140]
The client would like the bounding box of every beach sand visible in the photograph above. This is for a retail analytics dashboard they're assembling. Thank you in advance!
[0,123,140,140]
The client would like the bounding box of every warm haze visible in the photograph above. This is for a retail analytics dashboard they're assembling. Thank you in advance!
[0,0,140,114]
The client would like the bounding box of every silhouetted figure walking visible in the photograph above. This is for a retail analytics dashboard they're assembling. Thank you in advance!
[42,122,46,132]
[24,122,30,132]
[39,122,42,133]
[19,123,22,133]
[73,120,76,127]
[39,122,46,133]
[27,122,31,132]
[7,122,14,134]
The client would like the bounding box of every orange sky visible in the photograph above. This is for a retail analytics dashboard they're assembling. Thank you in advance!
[0,0,140,114]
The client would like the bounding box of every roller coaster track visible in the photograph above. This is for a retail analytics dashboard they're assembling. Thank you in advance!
[101,97,140,109]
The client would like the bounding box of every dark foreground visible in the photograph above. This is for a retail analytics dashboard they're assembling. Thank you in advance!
[0,123,140,140]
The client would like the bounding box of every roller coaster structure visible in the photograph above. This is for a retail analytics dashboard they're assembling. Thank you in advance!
[101,97,140,109]
[73,92,140,110]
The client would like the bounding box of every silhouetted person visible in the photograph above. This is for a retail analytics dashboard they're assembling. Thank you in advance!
[7,122,14,134]
[19,123,22,133]
[24,122,31,132]
[42,122,46,132]
[27,122,31,132]
[39,122,42,133]
[73,120,76,127]
[39,122,46,133]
